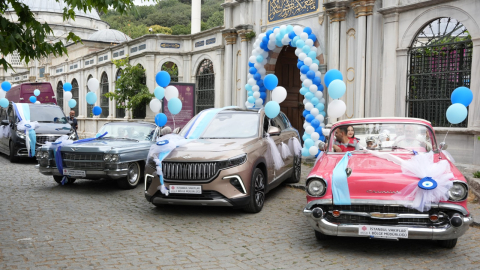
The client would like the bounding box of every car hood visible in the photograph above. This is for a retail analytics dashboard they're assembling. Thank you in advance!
[59,139,152,153]
[35,122,72,135]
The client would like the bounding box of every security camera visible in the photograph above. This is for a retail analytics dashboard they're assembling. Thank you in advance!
[149,28,153,33]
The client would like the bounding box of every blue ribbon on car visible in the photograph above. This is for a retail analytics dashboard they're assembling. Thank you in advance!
[12,102,38,157]
[331,152,352,205]
[184,106,238,139]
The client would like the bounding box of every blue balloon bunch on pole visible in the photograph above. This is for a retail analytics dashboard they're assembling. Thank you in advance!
[446,86,473,124]
[153,71,183,127]
[0,81,12,108]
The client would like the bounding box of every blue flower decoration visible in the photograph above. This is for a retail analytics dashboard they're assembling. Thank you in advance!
[156,140,169,146]
[418,177,437,190]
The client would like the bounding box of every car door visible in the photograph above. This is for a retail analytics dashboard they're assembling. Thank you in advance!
[0,107,8,152]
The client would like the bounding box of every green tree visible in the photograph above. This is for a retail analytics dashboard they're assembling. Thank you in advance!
[206,11,224,28]
[171,24,190,35]
[120,23,149,39]
[0,0,138,71]
[149,25,173,35]
[105,56,153,112]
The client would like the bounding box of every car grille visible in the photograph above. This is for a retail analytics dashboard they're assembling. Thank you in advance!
[36,135,62,145]
[162,162,218,181]
[62,152,104,169]
[157,190,227,201]
[64,161,105,169]
[63,153,104,161]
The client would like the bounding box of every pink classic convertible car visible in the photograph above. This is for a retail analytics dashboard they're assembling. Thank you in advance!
[303,118,472,248]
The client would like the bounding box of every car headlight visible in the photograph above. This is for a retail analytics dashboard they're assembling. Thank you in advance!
[217,154,247,170]
[16,130,26,139]
[448,181,468,202]
[110,154,119,162]
[36,150,48,159]
[306,178,327,197]
[103,154,112,161]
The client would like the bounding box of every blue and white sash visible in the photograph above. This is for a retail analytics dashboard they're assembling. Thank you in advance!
[332,152,352,205]
[13,102,38,157]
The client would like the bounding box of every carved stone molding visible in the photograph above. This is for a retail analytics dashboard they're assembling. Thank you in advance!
[350,0,376,18]
[235,24,253,42]
[222,29,238,45]
[324,1,350,23]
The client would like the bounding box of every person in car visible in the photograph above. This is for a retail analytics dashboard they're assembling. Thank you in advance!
[347,125,360,143]
[116,127,126,137]
[366,136,377,150]
[333,126,360,152]
[394,125,432,151]
[161,126,172,136]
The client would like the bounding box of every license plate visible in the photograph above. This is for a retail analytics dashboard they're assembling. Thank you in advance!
[169,185,201,194]
[358,225,409,239]
[63,169,86,177]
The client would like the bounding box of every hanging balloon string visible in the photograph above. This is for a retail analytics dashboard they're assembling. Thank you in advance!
[442,124,452,143]
[172,114,176,130]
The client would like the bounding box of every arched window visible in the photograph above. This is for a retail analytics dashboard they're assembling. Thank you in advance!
[407,18,472,127]
[100,72,109,118]
[56,81,63,109]
[86,75,94,118]
[161,62,178,82]
[115,68,125,118]
[133,64,146,119]
[195,59,215,113]
[71,79,79,116]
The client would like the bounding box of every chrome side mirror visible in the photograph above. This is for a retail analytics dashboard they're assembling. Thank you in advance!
[439,142,448,150]
[267,126,281,136]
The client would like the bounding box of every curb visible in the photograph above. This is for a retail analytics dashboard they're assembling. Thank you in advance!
[286,183,305,191]
[466,176,480,199]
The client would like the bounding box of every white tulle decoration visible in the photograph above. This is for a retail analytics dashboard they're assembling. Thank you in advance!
[265,134,284,170]
[277,142,292,160]
[288,137,303,156]
[0,125,11,139]
[442,150,456,163]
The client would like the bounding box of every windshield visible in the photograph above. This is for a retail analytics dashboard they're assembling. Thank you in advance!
[99,123,157,141]
[29,105,68,124]
[328,123,435,153]
[201,112,259,139]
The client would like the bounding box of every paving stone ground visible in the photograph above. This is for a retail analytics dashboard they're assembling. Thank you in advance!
[1,154,480,269]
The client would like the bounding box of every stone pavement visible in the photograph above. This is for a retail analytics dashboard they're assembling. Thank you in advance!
[1,154,480,269]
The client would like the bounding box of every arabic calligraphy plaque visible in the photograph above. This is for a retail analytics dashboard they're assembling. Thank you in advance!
[268,0,319,23]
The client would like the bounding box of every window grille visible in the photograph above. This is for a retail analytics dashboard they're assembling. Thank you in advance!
[113,52,119,58]
[39,67,45,78]
[139,44,146,50]
[161,62,178,82]
[195,59,215,114]
[100,72,109,118]
[71,79,79,116]
[11,51,21,66]
[99,56,103,62]
[130,47,138,53]
[407,18,472,127]
[57,81,63,109]
[119,50,124,56]
[86,75,94,117]
[115,68,125,118]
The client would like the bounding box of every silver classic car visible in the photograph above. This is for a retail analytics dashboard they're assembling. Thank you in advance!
[36,122,160,189]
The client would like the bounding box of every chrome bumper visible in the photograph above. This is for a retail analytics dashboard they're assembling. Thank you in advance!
[37,166,128,179]
[303,207,473,240]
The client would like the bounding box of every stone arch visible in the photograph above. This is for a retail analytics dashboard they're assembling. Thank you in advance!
[157,57,182,76]
[160,61,180,82]
[56,80,63,110]
[192,54,215,76]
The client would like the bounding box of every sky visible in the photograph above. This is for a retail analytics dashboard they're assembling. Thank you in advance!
[133,0,158,6]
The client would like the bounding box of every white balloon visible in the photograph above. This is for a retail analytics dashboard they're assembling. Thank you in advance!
[303,79,312,88]
[310,108,319,116]
[310,63,319,71]
[87,78,99,92]
[261,58,268,65]
[304,57,312,66]
[309,146,318,156]
[315,71,322,78]
[254,63,262,69]
[0,90,5,99]
[245,101,254,108]
[293,26,303,36]
[310,46,318,54]
[253,92,260,98]
[272,86,287,103]
[303,122,311,129]
[305,102,313,111]
[327,99,347,118]
[315,114,324,122]
[274,28,280,35]
[252,85,260,92]
[303,99,309,105]
[300,74,307,81]
[320,98,325,104]
[320,123,325,128]
[305,126,314,134]
[64,91,73,102]
[165,85,179,101]
[247,74,254,79]
[282,39,289,45]
[262,51,269,58]
[300,32,309,41]
[258,68,266,76]
[149,98,162,113]
[258,33,266,39]
[280,25,287,30]
[248,78,256,86]
[309,84,318,93]
[249,56,256,63]
[255,98,263,106]
[35,101,41,104]
[269,33,275,40]
[295,48,301,56]
[252,50,259,56]
[267,44,276,50]
[311,132,320,141]
[315,91,323,99]
[305,39,314,47]
[299,53,307,61]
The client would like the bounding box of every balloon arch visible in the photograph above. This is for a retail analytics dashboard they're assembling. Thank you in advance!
[244,25,345,157]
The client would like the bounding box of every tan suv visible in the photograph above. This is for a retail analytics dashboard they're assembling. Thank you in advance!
[144,108,300,213]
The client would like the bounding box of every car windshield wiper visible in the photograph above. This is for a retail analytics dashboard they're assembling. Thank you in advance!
[113,137,139,142]
[201,137,235,139]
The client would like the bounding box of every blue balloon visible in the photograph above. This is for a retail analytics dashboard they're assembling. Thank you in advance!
[315,126,323,135]
[155,113,168,126]
[313,59,320,65]
[319,134,325,141]
[328,79,346,99]
[29,96,36,103]
[302,133,310,141]
[308,51,317,59]
[156,71,171,87]
[302,110,310,118]
[254,72,261,80]
[260,92,267,100]
[300,65,310,74]
[324,69,343,87]
[0,98,8,108]
[262,36,269,44]
[247,91,253,96]
[259,86,267,92]
[311,97,319,105]
[1,81,11,92]
[257,79,264,87]
[313,76,322,86]
[275,40,283,47]
[307,70,315,80]
[302,45,311,54]
[299,87,309,95]
[305,92,314,100]
[301,147,310,157]
[265,101,280,118]
[303,27,312,35]
[248,96,255,104]
[266,30,274,37]
[319,111,326,117]
[446,103,468,124]
[154,86,165,100]
[256,55,264,63]
[33,89,40,96]
[309,33,317,42]
[264,74,278,90]
[291,36,300,47]
[311,119,320,128]
[305,139,314,148]
[451,86,473,107]
[297,61,304,69]
[318,84,324,92]
[63,82,72,92]
[168,97,182,115]
[248,62,254,67]
[296,39,305,48]
[245,84,252,91]
[68,99,77,108]
[315,103,325,111]
[86,92,97,105]
[288,31,296,39]
[306,114,315,123]
[260,42,267,51]
[92,106,102,116]
[249,67,257,75]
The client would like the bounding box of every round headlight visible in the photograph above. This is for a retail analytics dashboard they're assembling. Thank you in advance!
[307,178,326,197]
[103,154,112,161]
[448,182,468,201]
[110,154,119,162]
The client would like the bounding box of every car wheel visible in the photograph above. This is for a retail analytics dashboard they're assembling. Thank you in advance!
[53,176,76,185]
[438,238,457,248]
[9,141,18,163]
[117,162,142,190]
[286,154,301,183]
[314,230,330,240]
[243,168,266,213]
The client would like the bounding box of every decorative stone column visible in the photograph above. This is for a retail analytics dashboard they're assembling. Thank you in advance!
[222,29,238,107]
[236,25,253,108]
[145,55,156,121]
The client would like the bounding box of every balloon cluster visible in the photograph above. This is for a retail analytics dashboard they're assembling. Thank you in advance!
[325,69,347,119]
[151,71,182,126]
[0,81,11,108]
[29,89,41,104]
[84,78,102,116]
[446,86,473,124]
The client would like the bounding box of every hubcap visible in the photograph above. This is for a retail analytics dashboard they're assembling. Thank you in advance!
[127,163,139,184]
[254,173,265,207]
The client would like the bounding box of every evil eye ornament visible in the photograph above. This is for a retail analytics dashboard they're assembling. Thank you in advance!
[418,177,437,190]
[156,140,169,146]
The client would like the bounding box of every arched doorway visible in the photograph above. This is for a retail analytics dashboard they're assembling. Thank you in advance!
[71,79,79,116]
[162,62,179,82]
[86,75,94,118]
[407,17,472,127]
[100,72,109,118]
[56,81,63,109]
[275,47,303,134]
[115,68,125,118]
[195,59,215,114]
